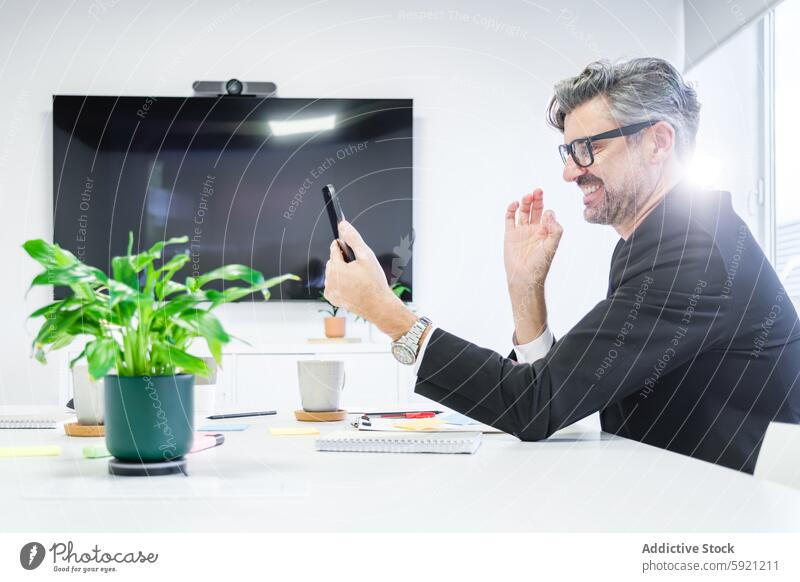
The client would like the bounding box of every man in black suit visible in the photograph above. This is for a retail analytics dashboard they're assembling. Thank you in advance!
[324,58,800,473]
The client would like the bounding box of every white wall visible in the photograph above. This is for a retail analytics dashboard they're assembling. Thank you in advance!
[0,0,684,405]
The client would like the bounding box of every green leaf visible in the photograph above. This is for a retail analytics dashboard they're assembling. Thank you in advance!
[112,255,139,290]
[179,309,230,343]
[85,338,118,380]
[123,235,188,274]
[263,274,301,287]
[31,264,107,288]
[157,252,190,281]
[109,300,137,327]
[33,309,84,347]
[206,337,223,365]
[152,342,209,377]
[193,265,265,289]
[147,252,191,300]
[143,262,157,298]
[145,236,189,259]
[33,346,47,364]
[204,287,258,305]
[69,348,87,368]
[106,279,140,307]
[256,274,301,299]
[154,293,202,319]
[29,299,76,319]
[22,239,78,269]
[50,334,75,351]
[155,280,187,300]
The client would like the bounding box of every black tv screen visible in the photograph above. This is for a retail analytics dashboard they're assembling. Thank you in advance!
[52,95,413,300]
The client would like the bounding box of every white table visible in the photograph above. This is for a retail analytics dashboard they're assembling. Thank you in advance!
[2,412,800,532]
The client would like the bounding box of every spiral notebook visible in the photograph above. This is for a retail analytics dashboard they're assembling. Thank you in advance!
[0,414,64,429]
[316,430,482,454]
[0,408,71,429]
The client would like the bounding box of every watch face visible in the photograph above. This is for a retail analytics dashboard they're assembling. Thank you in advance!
[392,343,415,365]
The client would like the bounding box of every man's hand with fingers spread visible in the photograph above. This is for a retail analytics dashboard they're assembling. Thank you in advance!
[504,188,563,289]
[324,220,417,341]
[504,188,564,344]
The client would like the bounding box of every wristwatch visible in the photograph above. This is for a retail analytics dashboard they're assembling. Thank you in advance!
[391,316,432,365]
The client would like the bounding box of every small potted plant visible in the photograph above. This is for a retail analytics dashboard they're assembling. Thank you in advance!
[24,233,298,464]
[318,292,346,338]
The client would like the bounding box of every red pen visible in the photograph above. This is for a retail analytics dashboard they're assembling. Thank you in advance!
[373,412,437,419]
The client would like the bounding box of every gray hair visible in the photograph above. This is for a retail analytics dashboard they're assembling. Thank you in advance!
[546,58,701,159]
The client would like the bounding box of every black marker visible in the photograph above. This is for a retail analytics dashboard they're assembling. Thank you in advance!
[206,410,277,420]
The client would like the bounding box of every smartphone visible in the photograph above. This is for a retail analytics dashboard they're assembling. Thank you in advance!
[321,184,356,262]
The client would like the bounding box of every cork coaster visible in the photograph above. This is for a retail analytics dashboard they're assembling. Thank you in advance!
[294,409,347,422]
[64,422,105,437]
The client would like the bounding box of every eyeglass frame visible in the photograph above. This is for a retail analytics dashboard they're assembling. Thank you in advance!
[558,119,662,168]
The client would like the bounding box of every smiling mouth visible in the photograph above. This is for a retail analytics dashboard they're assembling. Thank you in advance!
[580,181,604,206]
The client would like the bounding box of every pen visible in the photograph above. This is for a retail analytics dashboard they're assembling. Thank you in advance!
[206,411,277,420]
[373,412,437,419]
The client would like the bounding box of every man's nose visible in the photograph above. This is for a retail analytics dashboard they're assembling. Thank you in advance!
[562,156,586,182]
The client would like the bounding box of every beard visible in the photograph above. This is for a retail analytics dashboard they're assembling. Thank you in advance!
[578,172,642,226]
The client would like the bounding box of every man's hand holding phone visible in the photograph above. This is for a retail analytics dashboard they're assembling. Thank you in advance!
[324,220,415,340]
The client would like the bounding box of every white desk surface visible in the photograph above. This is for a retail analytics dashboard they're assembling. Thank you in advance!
[2,411,800,533]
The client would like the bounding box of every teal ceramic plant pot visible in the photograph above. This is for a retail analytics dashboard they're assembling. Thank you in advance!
[104,374,194,463]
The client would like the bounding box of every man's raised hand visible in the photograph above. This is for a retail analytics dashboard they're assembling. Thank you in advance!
[504,188,563,293]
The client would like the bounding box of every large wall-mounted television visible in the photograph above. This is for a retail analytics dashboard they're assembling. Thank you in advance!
[52,95,413,300]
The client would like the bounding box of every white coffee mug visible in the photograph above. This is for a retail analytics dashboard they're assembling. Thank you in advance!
[297,360,345,412]
[71,365,104,426]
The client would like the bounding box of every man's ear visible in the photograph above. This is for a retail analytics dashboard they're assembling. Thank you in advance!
[649,121,675,163]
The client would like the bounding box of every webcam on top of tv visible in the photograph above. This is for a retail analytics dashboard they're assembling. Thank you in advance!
[192,79,277,97]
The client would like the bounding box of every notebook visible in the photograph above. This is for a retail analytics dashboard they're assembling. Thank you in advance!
[0,414,67,429]
[316,430,482,454]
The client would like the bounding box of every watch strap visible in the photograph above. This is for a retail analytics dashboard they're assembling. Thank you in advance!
[397,316,432,356]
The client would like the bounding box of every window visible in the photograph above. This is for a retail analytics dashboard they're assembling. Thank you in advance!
[774,0,800,301]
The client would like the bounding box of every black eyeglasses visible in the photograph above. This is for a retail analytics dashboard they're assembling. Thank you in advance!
[558,120,661,168]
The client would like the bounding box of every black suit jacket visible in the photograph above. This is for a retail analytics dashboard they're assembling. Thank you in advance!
[415,182,800,473]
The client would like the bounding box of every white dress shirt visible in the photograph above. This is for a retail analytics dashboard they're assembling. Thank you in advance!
[412,324,554,375]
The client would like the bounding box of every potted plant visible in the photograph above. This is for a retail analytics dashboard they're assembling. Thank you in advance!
[318,292,346,338]
[24,232,298,464]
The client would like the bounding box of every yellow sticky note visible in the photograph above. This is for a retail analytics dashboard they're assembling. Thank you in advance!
[269,427,320,436]
[393,418,445,431]
[0,446,62,458]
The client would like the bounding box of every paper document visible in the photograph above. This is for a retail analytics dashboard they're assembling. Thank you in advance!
[354,415,502,433]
